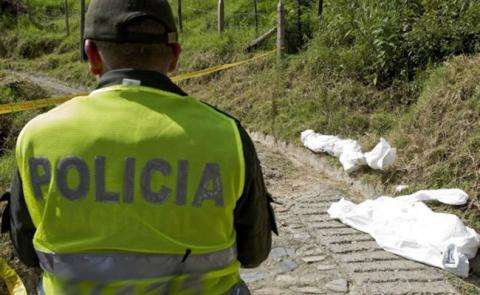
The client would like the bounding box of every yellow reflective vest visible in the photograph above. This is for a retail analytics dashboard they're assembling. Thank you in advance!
[16,83,246,294]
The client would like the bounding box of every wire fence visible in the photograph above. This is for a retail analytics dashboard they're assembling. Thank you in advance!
[178,1,275,36]
[21,0,325,32]
[17,0,324,60]
[25,0,277,39]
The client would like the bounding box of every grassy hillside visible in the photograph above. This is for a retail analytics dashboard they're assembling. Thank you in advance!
[0,72,46,188]
[1,0,480,292]
[392,55,480,228]
[0,71,46,293]
[1,0,480,205]
[0,0,283,86]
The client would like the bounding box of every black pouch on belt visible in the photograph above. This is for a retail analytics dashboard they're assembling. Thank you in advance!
[0,191,12,234]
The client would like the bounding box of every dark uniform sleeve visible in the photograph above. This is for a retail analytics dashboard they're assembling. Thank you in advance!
[234,124,278,268]
[0,170,39,267]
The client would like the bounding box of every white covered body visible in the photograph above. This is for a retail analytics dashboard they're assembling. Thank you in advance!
[328,190,479,278]
[301,130,396,173]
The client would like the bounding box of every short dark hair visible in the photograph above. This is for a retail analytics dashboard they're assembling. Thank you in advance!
[95,19,173,71]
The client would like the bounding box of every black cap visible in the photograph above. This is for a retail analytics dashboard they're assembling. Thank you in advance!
[85,0,178,44]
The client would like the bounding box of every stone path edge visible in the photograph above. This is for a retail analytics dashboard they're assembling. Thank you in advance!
[249,131,461,294]
[249,131,383,200]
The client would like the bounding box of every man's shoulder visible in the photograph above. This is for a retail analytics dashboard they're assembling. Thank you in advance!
[196,100,241,125]
[197,101,255,150]
[17,96,89,147]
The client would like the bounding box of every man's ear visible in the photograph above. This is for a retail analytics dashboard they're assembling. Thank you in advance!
[168,43,182,73]
[85,40,104,77]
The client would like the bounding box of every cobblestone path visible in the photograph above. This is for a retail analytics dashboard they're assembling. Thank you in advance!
[242,142,458,294]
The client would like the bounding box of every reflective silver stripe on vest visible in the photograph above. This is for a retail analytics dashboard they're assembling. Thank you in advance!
[37,246,237,282]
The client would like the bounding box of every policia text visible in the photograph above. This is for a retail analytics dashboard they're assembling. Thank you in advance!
[27,156,225,207]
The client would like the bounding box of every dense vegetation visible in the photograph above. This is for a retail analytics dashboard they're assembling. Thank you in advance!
[1,0,480,292]
[0,72,46,187]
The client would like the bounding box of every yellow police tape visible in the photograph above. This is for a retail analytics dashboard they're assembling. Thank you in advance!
[171,50,274,82]
[0,258,27,295]
[0,50,275,116]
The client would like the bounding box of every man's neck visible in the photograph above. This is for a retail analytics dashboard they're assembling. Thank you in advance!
[96,69,187,96]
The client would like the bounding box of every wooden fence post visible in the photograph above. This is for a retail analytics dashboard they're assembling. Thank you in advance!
[277,0,285,62]
[318,0,323,18]
[64,0,70,36]
[177,0,183,32]
[253,0,259,35]
[273,0,286,142]
[218,0,225,34]
[80,0,86,60]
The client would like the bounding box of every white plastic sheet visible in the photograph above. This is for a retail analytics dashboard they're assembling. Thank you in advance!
[364,138,397,170]
[395,184,410,194]
[397,189,469,206]
[328,190,479,277]
[301,130,396,173]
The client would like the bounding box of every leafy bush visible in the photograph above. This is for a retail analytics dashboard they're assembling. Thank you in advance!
[283,0,317,53]
[406,0,480,68]
[310,0,480,86]
[16,33,61,58]
[0,0,26,16]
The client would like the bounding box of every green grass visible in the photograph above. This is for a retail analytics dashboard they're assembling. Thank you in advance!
[390,55,480,229]
[1,0,284,86]
[0,72,46,190]
[2,0,480,291]
[0,150,15,190]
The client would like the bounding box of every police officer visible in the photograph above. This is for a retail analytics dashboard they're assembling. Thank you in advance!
[0,0,277,293]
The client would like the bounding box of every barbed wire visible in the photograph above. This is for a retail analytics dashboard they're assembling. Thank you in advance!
[182,6,273,22]
[22,3,276,34]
